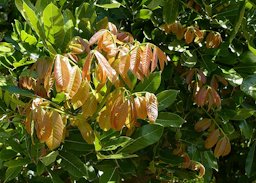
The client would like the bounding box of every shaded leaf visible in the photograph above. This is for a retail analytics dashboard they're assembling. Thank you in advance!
[157,90,179,111]
[245,142,256,177]
[134,72,161,93]
[155,112,185,127]
[40,151,59,166]
[118,124,164,154]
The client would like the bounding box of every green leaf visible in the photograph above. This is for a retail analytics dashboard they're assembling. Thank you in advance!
[157,90,179,111]
[229,1,245,44]
[163,0,179,24]
[0,42,14,56]
[4,158,30,168]
[99,165,119,183]
[239,120,253,139]
[134,72,161,93]
[19,1,45,40]
[230,109,255,120]
[96,2,122,9]
[203,151,218,171]
[64,134,94,152]
[52,92,66,104]
[97,153,138,160]
[102,137,132,151]
[48,169,64,183]
[59,151,96,179]
[40,151,59,166]
[42,3,64,49]
[118,125,164,154]
[136,9,152,20]
[245,142,256,177]
[155,112,185,127]
[241,74,256,99]
[0,149,17,161]
[4,166,23,182]
[1,86,35,98]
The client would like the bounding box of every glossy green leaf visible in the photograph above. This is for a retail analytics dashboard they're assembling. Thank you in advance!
[42,3,64,49]
[0,149,17,161]
[52,92,66,104]
[96,2,121,9]
[203,151,218,171]
[4,158,30,168]
[136,9,152,20]
[118,125,164,154]
[155,112,185,127]
[97,153,138,160]
[157,89,179,111]
[40,151,59,166]
[241,74,256,99]
[163,0,179,24]
[245,142,256,177]
[59,151,96,179]
[4,166,23,182]
[239,120,253,139]
[99,165,119,183]
[102,137,132,151]
[1,86,35,98]
[134,72,161,93]
[48,169,64,183]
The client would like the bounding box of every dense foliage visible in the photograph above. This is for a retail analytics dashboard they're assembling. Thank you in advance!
[0,0,256,182]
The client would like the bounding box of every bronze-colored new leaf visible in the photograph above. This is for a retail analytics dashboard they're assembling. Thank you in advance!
[222,137,231,156]
[71,80,90,110]
[66,66,82,99]
[77,120,95,144]
[94,50,118,84]
[110,96,129,131]
[46,111,64,150]
[214,137,231,158]
[82,94,98,119]
[98,108,111,131]
[204,129,220,149]
[142,43,152,77]
[40,111,53,142]
[194,118,212,132]
[82,52,93,81]
[54,55,71,92]
[134,96,147,120]
[145,92,158,123]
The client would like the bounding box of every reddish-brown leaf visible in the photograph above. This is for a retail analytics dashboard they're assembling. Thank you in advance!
[142,44,152,77]
[82,52,93,81]
[145,92,158,123]
[194,118,212,132]
[151,46,158,72]
[110,96,129,131]
[98,108,111,131]
[134,96,147,120]
[77,120,95,144]
[94,50,118,84]
[156,47,167,71]
[130,46,141,75]
[89,29,108,46]
[40,111,53,142]
[46,111,64,150]
[54,55,71,92]
[204,129,220,149]
[214,137,228,158]
[66,66,82,99]
[82,94,98,119]
[71,80,90,110]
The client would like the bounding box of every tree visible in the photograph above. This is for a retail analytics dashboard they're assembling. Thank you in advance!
[0,0,256,182]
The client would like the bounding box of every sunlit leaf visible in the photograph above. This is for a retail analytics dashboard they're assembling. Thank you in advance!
[78,121,95,144]
[66,66,82,98]
[46,111,64,150]
[54,55,71,92]
[145,92,158,123]
[71,80,90,110]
